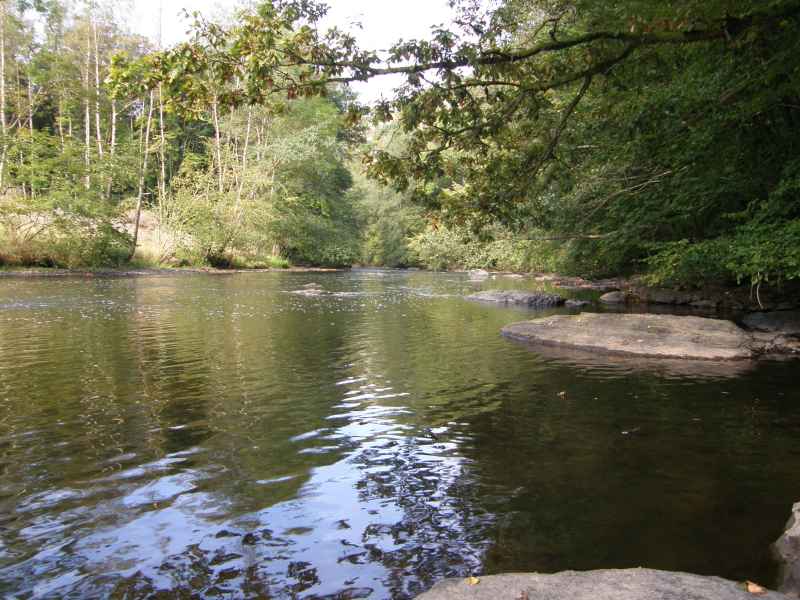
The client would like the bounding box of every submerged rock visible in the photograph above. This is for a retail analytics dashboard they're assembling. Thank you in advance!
[502,313,754,360]
[289,288,329,297]
[516,342,755,379]
[467,290,565,307]
[415,569,789,600]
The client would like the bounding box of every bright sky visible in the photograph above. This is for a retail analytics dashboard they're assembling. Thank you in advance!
[130,0,455,103]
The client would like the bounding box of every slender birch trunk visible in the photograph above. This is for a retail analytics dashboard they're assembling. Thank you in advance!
[157,84,166,200]
[92,14,103,158]
[156,3,166,205]
[27,68,34,198]
[235,106,252,212]
[129,90,155,261]
[105,97,116,198]
[15,65,25,198]
[57,94,65,151]
[83,21,91,190]
[0,1,6,190]
[212,95,223,193]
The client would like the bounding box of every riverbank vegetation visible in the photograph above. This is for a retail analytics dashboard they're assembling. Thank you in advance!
[1,0,798,291]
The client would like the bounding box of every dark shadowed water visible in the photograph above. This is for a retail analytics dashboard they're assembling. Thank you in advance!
[0,270,798,599]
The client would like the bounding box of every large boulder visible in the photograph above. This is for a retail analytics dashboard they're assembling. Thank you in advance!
[415,569,789,600]
[774,501,800,598]
[501,313,755,360]
[467,290,565,308]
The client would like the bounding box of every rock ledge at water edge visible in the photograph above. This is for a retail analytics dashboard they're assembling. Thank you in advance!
[415,569,790,600]
[774,501,800,597]
[502,313,755,360]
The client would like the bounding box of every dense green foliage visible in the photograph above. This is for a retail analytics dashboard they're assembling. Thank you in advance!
[2,0,799,288]
[0,1,366,269]
[361,0,800,286]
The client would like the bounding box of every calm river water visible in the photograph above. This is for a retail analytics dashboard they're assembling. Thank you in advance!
[0,270,798,598]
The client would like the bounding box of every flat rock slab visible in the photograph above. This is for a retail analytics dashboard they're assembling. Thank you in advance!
[416,569,789,600]
[467,291,565,307]
[502,313,754,360]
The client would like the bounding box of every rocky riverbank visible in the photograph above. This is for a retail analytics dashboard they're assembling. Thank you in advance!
[467,269,799,312]
[597,283,800,313]
[0,266,346,278]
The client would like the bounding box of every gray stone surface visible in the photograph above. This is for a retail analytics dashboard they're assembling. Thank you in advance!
[565,299,591,309]
[415,569,789,600]
[774,501,800,598]
[749,332,800,355]
[599,291,627,304]
[637,287,696,305]
[742,311,800,335]
[502,313,754,360]
[691,299,720,309]
[467,290,565,307]
[537,275,623,293]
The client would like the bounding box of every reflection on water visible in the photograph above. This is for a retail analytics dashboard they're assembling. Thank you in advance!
[0,270,798,598]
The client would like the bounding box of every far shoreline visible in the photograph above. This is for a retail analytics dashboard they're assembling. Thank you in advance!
[0,266,349,279]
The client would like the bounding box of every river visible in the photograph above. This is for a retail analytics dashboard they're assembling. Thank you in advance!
[0,270,798,598]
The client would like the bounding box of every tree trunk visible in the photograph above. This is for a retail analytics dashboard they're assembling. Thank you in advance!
[212,95,223,193]
[235,106,252,212]
[92,14,103,159]
[157,83,166,200]
[0,1,7,190]
[105,97,116,198]
[27,68,34,198]
[156,2,166,203]
[83,20,91,190]
[57,94,65,152]
[129,90,155,261]
[15,65,25,199]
